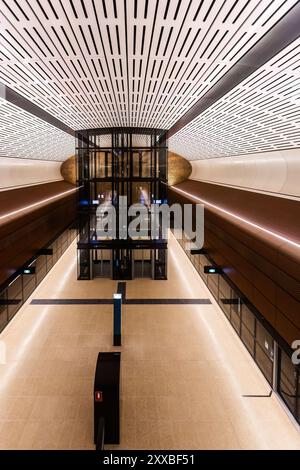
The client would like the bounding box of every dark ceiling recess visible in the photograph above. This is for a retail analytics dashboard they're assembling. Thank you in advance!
[167,1,300,138]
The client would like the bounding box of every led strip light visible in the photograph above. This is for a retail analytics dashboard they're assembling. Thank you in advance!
[0,187,78,222]
[171,185,300,249]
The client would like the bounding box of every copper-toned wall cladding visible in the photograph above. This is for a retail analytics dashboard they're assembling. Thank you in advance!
[169,180,300,345]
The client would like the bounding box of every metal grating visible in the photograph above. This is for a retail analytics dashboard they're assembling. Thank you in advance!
[169,36,300,159]
[0,0,298,133]
[0,97,74,161]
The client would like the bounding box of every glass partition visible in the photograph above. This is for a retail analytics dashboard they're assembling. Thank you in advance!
[173,227,300,422]
[0,226,77,333]
[241,304,255,356]
[278,348,298,418]
[0,291,8,331]
[7,276,22,321]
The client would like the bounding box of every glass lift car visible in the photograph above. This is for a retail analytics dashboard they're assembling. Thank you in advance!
[76,127,168,280]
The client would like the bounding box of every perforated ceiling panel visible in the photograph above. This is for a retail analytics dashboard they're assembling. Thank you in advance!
[169,36,300,160]
[0,97,74,161]
[0,0,298,131]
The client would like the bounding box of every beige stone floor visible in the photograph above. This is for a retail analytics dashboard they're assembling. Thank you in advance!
[0,233,300,449]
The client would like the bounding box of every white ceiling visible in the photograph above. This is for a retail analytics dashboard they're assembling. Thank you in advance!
[0,97,74,161]
[169,36,300,159]
[0,0,298,129]
[0,0,299,161]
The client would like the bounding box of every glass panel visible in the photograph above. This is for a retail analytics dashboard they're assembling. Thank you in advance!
[279,349,297,415]
[153,248,167,280]
[199,255,209,284]
[241,304,255,334]
[78,248,91,280]
[22,263,36,301]
[219,296,231,319]
[256,321,274,359]
[46,255,54,272]
[208,275,218,300]
[52,241,58,263]
[219,276,231,297]
[7,276,22,320]
[93,249,112,278]
[256,343,273,385]
[231,308,241,334]
[23,277,36,301]
[56,237,62,257]
[36,255,47,284]
[230,289,241,334]
[0,291,8,331]
[36,255,46,270]
[218,277,232,320]
[174,224,300,420]
[200,254,208,267]
[195,254,201,271]
[241,323,255,356]
[0,226,75,333]
[22,267,35,287]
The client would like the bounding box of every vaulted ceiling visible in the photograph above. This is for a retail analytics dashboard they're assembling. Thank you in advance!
[0,0,299,161]
[170,36,300,159]
[0,97,74,161]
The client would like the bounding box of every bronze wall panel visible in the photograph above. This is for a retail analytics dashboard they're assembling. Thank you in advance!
[276,287,300,329]
[0,181,74,219]
[169,181,300,345]
[252,287,276,326]
[276,311,300,346]
[205,218,277,304]
[0,183,76,289]
[175,180,300,242]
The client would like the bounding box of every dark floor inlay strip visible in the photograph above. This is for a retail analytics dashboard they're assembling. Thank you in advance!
[31,299,113,305]
[117,282,127,299]
[125,299,212,304]
[31,298,212,305]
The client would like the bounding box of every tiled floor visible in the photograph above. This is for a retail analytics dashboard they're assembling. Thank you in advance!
[0,232,299,449]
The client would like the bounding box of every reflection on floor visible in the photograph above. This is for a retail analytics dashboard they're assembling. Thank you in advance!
[0,232,299,449]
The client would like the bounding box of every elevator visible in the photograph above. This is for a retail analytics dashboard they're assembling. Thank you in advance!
[76,128,168,281]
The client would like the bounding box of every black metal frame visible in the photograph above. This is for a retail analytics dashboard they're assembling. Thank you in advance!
[76,127,168,280]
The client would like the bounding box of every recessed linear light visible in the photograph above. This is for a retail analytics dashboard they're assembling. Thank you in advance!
[171,186,300,250]
[0,187,79,222]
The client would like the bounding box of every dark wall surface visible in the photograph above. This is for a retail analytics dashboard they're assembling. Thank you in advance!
[169,180,300,346]
[0,181,76,288]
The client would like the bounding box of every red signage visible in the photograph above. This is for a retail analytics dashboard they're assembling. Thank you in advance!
[95,391,103,402]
